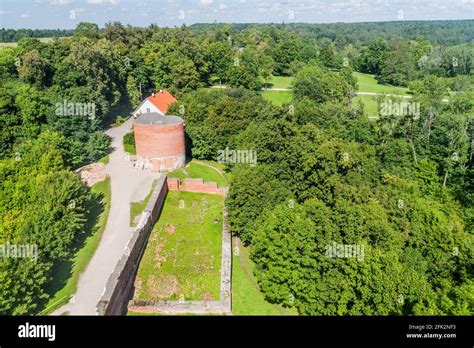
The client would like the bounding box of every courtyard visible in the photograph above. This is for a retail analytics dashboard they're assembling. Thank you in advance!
[133,190,224,302]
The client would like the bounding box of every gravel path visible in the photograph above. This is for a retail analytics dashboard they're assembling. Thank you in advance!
[53,118,161,315]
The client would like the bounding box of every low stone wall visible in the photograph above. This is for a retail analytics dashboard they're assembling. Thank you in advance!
[219,206,232,312]
[96,175,167,315]
[167,177,226,196]
[128,300,227,315]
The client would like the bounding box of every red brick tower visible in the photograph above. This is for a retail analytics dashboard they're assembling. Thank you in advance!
[133,113,185,172]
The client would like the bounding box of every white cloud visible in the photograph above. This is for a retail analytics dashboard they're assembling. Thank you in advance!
[20,13,30,18]
[218,3,227,10]
[200,0,213,6]
[87,0,120,5]
[49,0,71,5]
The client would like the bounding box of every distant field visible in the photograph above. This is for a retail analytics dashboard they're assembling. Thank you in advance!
[354,94,379,118]
[266,75,293,89]
[353,72,410,95]
[0,37,58,48]
[134,191,223,301]
[262,90,293,106]
[355,94,412,120]
[0,42,17,48]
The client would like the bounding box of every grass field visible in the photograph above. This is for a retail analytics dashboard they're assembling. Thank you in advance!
[355,94,411,119]
[130,180,157,227]
[38,178,111,315]
[134,191,223,301]
[0,37,58,48]
[0,42,17,48]
[266,75,294,89]
[232,237,298,315]
[354,72,410,95]
[168,160,229,187]
[261,90,293,106]
[354,94,379,118]
[259,72,410,116]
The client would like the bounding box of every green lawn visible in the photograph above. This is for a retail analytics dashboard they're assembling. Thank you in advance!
[266,75,294,89]
[130,180,157,227]
[261,90,293,106]
[38,178,111,315]
[134,191,223,301]
[168,160,229,187]
[354,95,379,119]
[354,72,410,95]
[355,94,411,120]
[232,238,298,315]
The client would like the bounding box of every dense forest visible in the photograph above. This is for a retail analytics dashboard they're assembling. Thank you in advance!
[0,20,472,315]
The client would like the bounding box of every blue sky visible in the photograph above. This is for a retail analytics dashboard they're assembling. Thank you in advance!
[1,0,473,29]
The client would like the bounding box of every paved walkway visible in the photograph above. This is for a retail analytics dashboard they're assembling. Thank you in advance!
[53,118,160,315]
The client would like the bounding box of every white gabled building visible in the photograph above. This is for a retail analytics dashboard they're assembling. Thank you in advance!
[132,89,177,118]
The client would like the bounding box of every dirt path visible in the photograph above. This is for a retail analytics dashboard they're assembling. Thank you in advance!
[53,118,161,315]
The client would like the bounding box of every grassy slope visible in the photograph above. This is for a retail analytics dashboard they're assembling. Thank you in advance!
[354,72,410,95]
[267,75,294,89]
[354,94,379,118]
[194,160,232,184]
[232,238,298,315]
[130,180,157,227]
[38,177,111,315]
[135,191,223,301]
[261,90,293,106]
[168,160,229,187]
[261,73,410,108]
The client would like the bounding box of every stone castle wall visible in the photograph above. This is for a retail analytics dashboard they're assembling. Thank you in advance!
[97,175,168,315]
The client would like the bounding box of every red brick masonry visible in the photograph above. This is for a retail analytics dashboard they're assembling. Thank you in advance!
[167,177,226,196]
[134,123,185,158]
[134,122,185,171]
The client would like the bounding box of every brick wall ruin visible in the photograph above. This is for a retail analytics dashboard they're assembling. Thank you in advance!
[167,178,226,196]
[96,175,229,315]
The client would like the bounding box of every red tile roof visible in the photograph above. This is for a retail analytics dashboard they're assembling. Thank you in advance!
[147,89,177,114]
